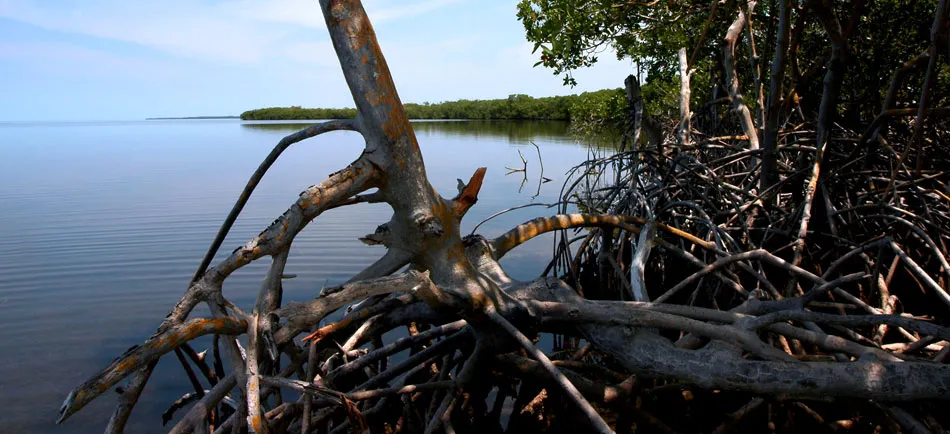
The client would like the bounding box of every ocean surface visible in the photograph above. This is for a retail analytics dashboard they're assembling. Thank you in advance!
[0,119,602,433]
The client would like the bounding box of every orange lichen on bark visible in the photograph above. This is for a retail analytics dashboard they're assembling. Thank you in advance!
[59,317,248,422]
[490,214,714,259]
[301,316,354,343]
[453,167,487,216]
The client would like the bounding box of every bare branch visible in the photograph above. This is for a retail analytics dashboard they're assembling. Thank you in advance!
[630,221,656,301]
[192,118,361,283]
[490,213,713,259]
[723,9,760,156]
[58,317,247,423]
[273,270,434,344]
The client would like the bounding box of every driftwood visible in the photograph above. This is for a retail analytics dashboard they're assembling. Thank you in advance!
[58,1,950,433]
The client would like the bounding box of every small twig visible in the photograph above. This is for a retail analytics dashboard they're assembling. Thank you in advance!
[487,310,615,434]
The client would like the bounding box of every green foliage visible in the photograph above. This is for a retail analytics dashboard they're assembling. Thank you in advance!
[240,90,629,129]
[517,0,941,126]
[517,0,708,86]
[240,106,358,120]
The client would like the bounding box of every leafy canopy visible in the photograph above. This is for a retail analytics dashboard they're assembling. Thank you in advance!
[517,0,943,127]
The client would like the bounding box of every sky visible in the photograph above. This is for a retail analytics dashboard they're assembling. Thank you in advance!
[0,0,634,121]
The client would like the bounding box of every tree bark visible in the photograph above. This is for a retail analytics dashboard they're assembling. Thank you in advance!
[724,10,761,161]
[761,0,791,196]
[678,47,692,147]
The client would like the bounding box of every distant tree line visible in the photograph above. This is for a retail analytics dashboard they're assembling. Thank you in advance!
[239,89,628,128]
[240,106,358,120]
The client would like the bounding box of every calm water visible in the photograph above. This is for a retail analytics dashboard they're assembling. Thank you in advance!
[0,119,601,433]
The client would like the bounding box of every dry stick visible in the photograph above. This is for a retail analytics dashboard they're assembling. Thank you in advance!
[260,376,454,406]
[104,360,158,434]
[630,221,656,301]
[654,238,747,297]
[654,249,821,303]
[486,310,614,434]
[272,270,433,345]
[300,337,319,434]
[875,262,898,344]
[170,373,238,434]
[424,394,457,434]
[180,342,218,386]
[316,361,440,434]
[788,0,848,295]
[352,331,468,393]
[246,313,265,433]
[301,293,416,344]
[677,47,692,147]
[161,347,213,433]
[174,348,206,400]
[342,315,383,354]
[723,9,760,162]
[935,344,950,363]
[889,336,945,354]
[426,353,457,423]
[743,272,867,315]
[912,0,949,175]
[248,250,289,433]
[207,299,251,433]
[330,320,467,381]
[530,141,547,184]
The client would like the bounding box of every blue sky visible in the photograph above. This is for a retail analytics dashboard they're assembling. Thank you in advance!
[0,0,633,121]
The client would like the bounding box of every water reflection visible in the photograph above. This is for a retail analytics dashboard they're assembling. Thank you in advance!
[241,120,619,148]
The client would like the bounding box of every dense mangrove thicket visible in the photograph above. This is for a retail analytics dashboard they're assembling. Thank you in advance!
[59,0,950,433]
[519,0,950,125]
[240,88,628,128]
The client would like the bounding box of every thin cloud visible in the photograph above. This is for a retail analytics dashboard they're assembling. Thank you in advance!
[0,41,183,79]
[0,0,633,120]
[0,0,464,63]
[0,0,280,62]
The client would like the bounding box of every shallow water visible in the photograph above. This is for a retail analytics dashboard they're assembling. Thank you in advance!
[0,119,600,432]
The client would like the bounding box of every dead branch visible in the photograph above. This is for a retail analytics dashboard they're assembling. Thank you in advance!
[723,9,761,156]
